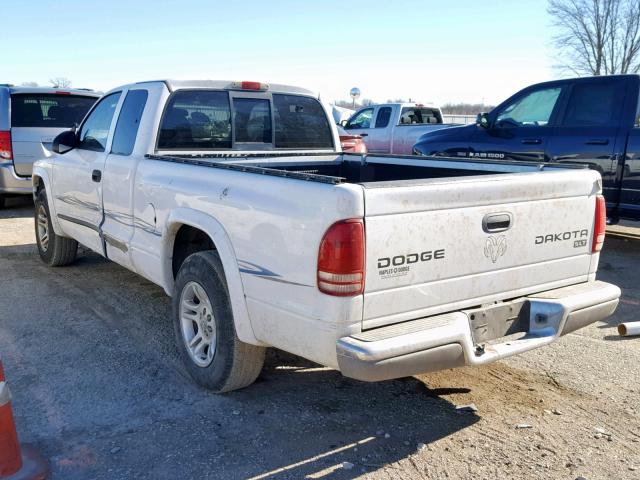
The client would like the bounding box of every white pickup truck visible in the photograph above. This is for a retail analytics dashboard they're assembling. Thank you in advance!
[343,102,454,155]
[32,80,620,393]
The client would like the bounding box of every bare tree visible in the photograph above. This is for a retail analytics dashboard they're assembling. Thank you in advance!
[441,103,496,115]
[49,77,72,88]
[20,81,39,87]
[549,0,640,75]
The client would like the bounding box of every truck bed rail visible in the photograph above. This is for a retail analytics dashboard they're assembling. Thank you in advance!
[145,154,347,185]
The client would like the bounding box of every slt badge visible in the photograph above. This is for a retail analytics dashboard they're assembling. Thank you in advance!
[484,235,507,263]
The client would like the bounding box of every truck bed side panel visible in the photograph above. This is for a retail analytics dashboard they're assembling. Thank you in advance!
[131,159,365,365]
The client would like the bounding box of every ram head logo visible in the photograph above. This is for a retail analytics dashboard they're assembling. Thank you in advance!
[484,235,507,263]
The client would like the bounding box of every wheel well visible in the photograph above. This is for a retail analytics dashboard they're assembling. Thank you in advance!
[172,225,216,277]
[33,175,44,193]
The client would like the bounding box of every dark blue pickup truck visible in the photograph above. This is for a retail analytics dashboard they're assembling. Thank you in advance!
[413,74,640,222]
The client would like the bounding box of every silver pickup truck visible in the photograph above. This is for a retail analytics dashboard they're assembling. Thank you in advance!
[343,102,455,155]
[33,79,620,392]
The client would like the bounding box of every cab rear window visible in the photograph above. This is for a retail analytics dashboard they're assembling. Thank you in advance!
[399,107,443,125]
[272,94,333,149]
[158,91,232,150]
[10,94,97,128]
[157,90,333,150]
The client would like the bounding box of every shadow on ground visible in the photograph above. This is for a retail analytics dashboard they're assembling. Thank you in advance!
[0,238,479,480]
[0,195,33,219]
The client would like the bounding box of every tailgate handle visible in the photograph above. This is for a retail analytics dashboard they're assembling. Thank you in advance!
[483,213,512,233]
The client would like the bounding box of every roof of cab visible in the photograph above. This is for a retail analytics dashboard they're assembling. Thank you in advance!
[133,79,316,96]
[1,86,101,97]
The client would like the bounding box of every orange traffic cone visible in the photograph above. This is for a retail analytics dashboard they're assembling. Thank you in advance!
[0,361,48,480]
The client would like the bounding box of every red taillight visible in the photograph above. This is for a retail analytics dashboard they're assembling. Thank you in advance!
[317,219,365,296]
[241,81,262,90]
[228,81,269,91]
[0,131,12,160]
[592,194,606,253]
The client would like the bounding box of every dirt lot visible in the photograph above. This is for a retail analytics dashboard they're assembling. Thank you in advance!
[0,196,639,480]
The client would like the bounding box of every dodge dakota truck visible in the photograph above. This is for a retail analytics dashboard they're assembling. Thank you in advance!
[413,74,640,221]
[343,103,454,155]
[32,80,620,393]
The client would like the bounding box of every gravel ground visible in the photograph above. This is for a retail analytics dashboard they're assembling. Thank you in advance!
[0,196,639,480]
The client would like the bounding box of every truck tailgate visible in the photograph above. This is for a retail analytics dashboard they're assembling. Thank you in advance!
[362,169,601,329]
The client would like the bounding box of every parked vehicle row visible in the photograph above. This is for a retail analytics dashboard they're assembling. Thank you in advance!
[0,85,100,208]
[413,74,640,222]
[31,79,620,392]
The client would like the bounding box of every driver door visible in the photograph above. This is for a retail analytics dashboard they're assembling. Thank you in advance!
[52,92,122,254]
[469,85,566,162]
[344,107,374,148]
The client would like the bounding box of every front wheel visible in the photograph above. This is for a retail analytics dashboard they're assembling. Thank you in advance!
[34,189,78,267]
[172,250,266,393]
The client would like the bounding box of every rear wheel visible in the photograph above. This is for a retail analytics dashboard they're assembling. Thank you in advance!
[34,189,78,266]
[0,195,5,209]
[173,250,266,393]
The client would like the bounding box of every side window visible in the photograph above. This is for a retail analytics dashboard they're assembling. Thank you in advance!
[495,87,562,128]
[78,92,122,152]
[111,90,148,156]
[233,98,272,143]
[158,90,231,150]
[561,82,621,127]
[375,107,392,128]
[346,108,373,129]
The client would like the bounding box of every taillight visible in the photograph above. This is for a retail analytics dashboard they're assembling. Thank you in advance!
[317,219,365,296]
[592,194,606,253]
[227,81,269,91]
[0,131,12,160]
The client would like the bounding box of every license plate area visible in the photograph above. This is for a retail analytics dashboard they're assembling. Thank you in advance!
[465,300,530,344]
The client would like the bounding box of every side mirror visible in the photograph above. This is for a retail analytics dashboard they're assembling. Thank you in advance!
[52,130,78,154]
[340,120,348,127]
[476,112,490,129]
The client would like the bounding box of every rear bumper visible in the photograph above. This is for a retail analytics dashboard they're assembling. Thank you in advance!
[0,161,31,195]
[336,280,620,382]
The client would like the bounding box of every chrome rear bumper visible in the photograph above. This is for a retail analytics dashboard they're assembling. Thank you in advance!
[337,281,620,382]
[0,161,31,195]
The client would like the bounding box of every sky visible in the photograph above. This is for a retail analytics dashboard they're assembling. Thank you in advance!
[4,0,558,106]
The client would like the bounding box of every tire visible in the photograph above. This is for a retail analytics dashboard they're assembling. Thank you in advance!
[0,195,5,209]
[34,189,78,267]
[173,250,266,393]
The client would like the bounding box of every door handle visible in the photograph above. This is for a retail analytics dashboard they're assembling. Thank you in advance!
[585,138,609,145]
[92,169,102,183]
[359,133,368,137]
[521,138,542,145]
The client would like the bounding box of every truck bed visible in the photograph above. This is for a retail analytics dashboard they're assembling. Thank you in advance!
[146,152,588,186]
